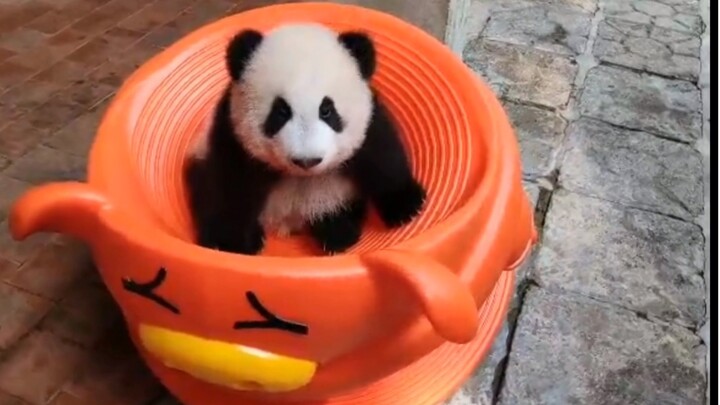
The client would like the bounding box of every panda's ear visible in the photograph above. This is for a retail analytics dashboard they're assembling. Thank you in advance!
[338,32,376,80]
[226,30,264,81]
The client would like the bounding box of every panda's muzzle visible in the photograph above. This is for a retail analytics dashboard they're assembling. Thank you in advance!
[291,157,323,169]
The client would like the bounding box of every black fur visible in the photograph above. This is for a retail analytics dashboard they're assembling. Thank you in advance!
[338,32,427,227]
[338,32,376,80]
[310,197,367,254]
[263,96,293,137]
[185,29,425,255]
[345,96,427,228]
[319,96,343,132]
[226,30,264,81]
[185,89,280,254]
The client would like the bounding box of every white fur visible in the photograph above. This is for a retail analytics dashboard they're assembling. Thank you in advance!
[260,171,357,236]
[226,24,373,235]
[229,23,374,176]
[188,113,215,159]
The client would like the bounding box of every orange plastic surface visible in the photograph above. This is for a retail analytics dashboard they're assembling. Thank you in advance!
[8,3,536,405]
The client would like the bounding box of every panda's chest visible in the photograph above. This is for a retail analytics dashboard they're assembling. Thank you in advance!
[260,172,357,236]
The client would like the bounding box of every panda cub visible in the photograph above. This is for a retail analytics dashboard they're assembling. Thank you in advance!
[185,23,426,255]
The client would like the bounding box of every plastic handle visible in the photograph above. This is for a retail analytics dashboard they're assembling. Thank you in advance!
[9,182,110,243]
[361,249,479,344]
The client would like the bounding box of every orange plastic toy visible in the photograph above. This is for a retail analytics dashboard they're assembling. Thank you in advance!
[9,3,535,405]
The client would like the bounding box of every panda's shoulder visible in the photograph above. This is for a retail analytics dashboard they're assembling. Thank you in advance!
[360,96,399,150]
[188,89,239,159]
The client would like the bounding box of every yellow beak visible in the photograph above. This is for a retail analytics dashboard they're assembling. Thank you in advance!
[139,324,317,392]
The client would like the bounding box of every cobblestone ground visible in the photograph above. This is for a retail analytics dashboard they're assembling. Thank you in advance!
[0,0,709,404]
[447,0,710,404]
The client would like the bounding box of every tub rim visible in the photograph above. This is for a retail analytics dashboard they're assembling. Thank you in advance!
[86,2,514,277]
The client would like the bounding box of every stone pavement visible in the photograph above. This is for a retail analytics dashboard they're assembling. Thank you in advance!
[0,0,709,404]
[446,0,710,404]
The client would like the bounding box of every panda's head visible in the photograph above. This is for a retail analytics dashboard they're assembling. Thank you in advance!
[225,24,376,176]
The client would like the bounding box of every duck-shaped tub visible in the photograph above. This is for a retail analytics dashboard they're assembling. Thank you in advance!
[9,3,536,405]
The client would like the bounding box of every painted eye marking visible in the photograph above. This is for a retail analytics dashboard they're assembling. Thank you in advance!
[122,267,180,314]
[234,291,309,335]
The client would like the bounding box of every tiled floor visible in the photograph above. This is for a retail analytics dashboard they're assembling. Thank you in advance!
[0,1,450,404]
[0,2,230,403]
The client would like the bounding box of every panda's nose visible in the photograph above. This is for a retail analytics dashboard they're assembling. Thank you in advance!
[291,158,322,169]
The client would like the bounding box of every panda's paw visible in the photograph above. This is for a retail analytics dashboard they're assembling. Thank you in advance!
[310,200,366,255]
[223,223,265,255]
[198,221,265,255]
[318,227,362,255]
[375,179,426,228]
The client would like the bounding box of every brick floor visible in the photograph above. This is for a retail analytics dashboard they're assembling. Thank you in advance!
[0,1,451,404]
[0,0,259,404]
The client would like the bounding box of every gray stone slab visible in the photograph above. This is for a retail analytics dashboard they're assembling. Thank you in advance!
[448,258,537,405]
[448,238,540,405]
[464,40,578,108]
[594,17,701,80]
[482,0,595,55]
[447,323,508,405]
[579,65,702,142]
[497,288,706,405]
[506,102,567,178]
[533,190,705,326]
[519,183,540,286]
[700,33,710,119]
[524,181,541,207]
[446,0,493,55]
[602,0,704,35]
[559,118,703,219]
[492,0,598,13]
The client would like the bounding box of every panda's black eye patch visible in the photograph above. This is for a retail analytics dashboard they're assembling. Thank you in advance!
[263,96,293,137]
[319,97,343,132]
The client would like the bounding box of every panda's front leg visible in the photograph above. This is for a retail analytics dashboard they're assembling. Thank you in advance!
[194,183,268,255]
[197,211,266,255]
[348,159,426,228]
[371,178,426,228]
[348,100,427,228]
[353,170,426,228]
[309,198,367,254]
